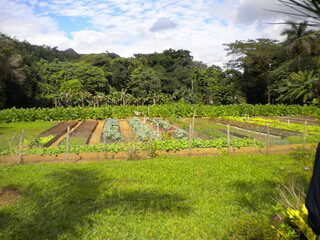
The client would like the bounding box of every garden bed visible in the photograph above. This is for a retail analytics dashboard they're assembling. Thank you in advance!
[71,120,98,141]
[210,118,300,138]
[39,121,78,137]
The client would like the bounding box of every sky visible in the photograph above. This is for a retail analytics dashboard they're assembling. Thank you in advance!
[0,0,294,66]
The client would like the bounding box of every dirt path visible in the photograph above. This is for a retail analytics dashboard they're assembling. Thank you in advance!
[49,122,82,147]
[88,120,104,145]
[0,188,21,208]
[119,119,136,142]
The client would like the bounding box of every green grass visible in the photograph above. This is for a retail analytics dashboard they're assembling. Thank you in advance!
[0,121,58,152]
[0,154,312,239]
[59,137,88,147]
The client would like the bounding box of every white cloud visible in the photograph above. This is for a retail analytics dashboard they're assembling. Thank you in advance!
[150,18,177,32]
[0,0,294,66]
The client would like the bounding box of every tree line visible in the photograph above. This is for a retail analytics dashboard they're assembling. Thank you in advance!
[0,21,319,109]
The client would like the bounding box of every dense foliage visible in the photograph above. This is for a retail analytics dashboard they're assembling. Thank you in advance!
[0,104,318,123]
[0,25,319,109]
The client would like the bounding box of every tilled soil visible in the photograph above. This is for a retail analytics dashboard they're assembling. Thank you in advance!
[71,120,98,139]
[40,121,78,137]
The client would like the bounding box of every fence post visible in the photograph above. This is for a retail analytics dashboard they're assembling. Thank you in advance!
[189,124,192,157]
[149,125,153,156]
[227,124,230,154]
[103,124,108,159]
[303,121,307,145]
[267,124,270,155]
[192,110,196,136]
[66,126,70,160]
[18,129,24,164]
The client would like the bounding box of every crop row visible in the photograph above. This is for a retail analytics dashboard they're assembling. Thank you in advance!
[147,118,188,139]
[104,119,123,141]
[9,138,263,156]
[128,117,159,141]
[1,103,319,123]
[225,117,320,136]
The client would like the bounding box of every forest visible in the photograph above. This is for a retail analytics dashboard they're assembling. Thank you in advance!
[0,20,319,109]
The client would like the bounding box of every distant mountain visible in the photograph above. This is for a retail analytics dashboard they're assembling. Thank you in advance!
[64,48,79,55]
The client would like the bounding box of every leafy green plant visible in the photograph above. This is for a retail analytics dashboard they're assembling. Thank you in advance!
[1,104,318,123]
[104,119,123,141]
[148,118,188,139]
[23,135,54,147]
[128,117,159,141]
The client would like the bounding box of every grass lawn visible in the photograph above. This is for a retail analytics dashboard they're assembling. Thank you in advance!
[0,154,313,239]
[0,121,58,152]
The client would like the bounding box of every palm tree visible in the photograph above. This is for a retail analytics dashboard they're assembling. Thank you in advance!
[281,21,315,56]
[275,0,320,27]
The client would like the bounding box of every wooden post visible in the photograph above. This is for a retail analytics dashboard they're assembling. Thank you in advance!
[189,124,192,157]
[103,124,108,159]
[66,126,70,160]
[149,125,153,156]
[192,110,196,136]
[19,129,24,164]
[227,124,230,154]
[267,124,270,155]
[303,121,307,145]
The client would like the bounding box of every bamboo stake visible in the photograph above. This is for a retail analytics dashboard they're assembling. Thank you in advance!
[267,124,270,155]
[19,129,24,164]
[66,126,70,160]
[227,124,230,154]
[189,124,192,157]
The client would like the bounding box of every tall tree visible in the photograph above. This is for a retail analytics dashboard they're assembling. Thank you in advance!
[129,67,161,105]
[224,39,282,104]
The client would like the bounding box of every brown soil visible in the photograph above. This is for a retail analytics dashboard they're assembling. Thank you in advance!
[88,120,104,145]
[40,121,78,137]
[71,120,98,139]
[119,119,136,142]
[0,188,21,208]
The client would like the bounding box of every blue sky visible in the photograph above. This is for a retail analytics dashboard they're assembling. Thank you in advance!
[0,0,290,66]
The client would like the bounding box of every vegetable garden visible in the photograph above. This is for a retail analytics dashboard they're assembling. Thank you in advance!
[0,104,319,159]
